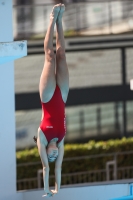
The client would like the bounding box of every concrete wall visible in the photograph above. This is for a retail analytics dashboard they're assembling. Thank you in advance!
[0,0,17,200]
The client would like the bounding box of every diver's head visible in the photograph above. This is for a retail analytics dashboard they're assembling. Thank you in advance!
[46,140,58,162]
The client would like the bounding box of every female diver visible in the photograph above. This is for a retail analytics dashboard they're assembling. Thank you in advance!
[33,3,69,197]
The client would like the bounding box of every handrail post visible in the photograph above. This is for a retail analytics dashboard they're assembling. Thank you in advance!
[106,159,117,181]
[37,169,41,188]
[114,154,117,180]
[108,0,112,34]
[121,47,127,137]
[106,162,109,181]
[44,5,47,34]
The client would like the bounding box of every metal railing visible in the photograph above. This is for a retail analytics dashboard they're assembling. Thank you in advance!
[17,150,133,190]
[106,159,117,181]
[13,0,133,39]
[17,166,133,190]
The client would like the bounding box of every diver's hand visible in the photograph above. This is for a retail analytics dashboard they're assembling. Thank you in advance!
[42,189,54,198]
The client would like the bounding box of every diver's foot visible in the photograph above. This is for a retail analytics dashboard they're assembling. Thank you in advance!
[57,3,65,22]
[50,4,61,22]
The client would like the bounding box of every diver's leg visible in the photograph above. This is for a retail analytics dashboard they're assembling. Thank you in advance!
[56,4,69,103]
[39,4,60,103]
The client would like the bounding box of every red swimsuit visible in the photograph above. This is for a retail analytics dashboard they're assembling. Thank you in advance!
[40,85,66,144]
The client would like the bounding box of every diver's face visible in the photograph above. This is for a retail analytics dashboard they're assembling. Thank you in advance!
[47,146,58,162]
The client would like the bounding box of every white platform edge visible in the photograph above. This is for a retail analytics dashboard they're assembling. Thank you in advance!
[0,40,27,64]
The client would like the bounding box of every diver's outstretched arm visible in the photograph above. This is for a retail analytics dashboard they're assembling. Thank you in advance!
[52,143,64,193]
